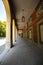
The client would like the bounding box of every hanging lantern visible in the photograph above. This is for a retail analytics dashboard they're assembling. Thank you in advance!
[22,16,25,22]
[22,9,25,22]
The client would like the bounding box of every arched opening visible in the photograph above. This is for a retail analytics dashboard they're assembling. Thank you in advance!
[0,0,6,46]
[2,0,12,49]
[0,0,18,51]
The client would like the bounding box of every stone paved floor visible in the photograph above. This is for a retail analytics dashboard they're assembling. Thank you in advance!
[0,37,43,65]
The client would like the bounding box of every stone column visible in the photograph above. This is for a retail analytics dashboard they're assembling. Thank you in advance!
[12,19,15,43]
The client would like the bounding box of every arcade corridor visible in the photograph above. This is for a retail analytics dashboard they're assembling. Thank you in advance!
[0,0,43,65]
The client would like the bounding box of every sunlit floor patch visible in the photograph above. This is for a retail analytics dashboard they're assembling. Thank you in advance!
[0,38,6,46]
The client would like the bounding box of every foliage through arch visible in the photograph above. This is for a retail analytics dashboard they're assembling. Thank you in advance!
[0,21,6,37]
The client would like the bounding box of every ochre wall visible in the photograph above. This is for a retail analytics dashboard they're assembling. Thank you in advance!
[23,9,43,44]
[28,10,43,43]
[32,24,38,43]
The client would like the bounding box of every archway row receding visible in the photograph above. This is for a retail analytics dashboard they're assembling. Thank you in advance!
[2,0,17,48]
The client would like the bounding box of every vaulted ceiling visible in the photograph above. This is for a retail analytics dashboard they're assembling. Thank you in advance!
[8,0,40,29]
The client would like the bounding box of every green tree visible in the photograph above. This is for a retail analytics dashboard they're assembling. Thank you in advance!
[0,21,6,37]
